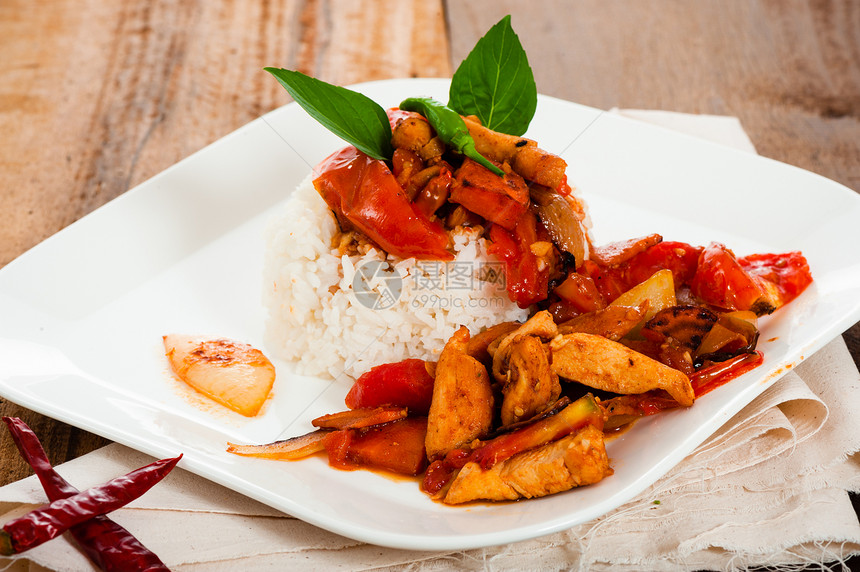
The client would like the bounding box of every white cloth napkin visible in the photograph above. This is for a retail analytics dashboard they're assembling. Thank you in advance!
[2,111,859,571]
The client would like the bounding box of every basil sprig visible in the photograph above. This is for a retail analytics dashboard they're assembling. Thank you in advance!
[264,15,536,160]
[264,68,393,161]
[448,15,537,137]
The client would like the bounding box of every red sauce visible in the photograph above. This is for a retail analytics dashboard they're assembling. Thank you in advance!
[690,351,764,397]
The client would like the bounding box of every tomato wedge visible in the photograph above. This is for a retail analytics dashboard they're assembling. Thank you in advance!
[314,146,452,260]
[738,251,812,306]
[623,241,703,289]
[689,242,776,315]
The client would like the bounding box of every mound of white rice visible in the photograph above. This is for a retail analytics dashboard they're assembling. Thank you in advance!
[263,175,529,380]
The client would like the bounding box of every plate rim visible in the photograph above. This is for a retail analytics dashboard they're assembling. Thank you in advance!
[1,77,859,551]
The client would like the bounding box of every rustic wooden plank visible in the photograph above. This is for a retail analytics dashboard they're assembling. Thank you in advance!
[0,403,109,486]
[0,0,450,268]
[0,0,449,485]
[446,0,860,367]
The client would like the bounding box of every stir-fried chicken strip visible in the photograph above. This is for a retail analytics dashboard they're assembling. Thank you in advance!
[589,233,663,266]
[391,110,568,190]
[425,326,494,460]
[491,310,558,383]
[557,302,649,340]
[442,425,611,504]
[550,333,695,406]
[500,335,561,426]
[466,321,520,363]
[462,117,568,189]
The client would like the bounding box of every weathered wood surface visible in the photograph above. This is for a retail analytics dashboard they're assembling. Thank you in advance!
[0,0,450,486]
[0,0,857,501]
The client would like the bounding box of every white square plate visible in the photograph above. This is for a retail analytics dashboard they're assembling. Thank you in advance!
[2,79,859,550]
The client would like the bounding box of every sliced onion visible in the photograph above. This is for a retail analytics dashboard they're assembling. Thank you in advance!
[226,429,329,460]
[531,186,588,264]
[312,406,407,430]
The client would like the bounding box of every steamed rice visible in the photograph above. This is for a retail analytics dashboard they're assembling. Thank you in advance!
[263,175,529,380]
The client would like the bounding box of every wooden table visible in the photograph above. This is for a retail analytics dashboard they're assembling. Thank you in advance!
[2,0,858,551]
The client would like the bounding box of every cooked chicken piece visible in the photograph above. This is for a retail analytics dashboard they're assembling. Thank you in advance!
[425,326,494,460]
[589,233,663,267]
[500,336,561,426]
[442,425,611,504]
[491,310,558,384]
[557,302,649,340]
[419,136,446,163]
[550,333,695,406]
[391,111,434,153]
[466,321,520,363]
[163,335,276,416]
[391,110,567,189]
[462,117,568,189]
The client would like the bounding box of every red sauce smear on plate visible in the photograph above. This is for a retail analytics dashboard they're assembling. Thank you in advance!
[690,351,764,397]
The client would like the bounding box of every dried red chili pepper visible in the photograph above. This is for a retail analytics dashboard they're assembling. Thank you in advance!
[2,417,170,571]
[0,430,180,557]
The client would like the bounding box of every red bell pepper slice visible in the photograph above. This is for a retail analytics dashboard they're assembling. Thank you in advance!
[345,359,435,415]
[314,146,452,260]
[449,158,529,230]
[577,259,627,304]
[487,213,549,308]
[690,351,764,397]
[323,417,429,476]
[553,272,606,313]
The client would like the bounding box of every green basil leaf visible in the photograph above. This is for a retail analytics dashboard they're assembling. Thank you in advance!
[264,68,393,160]
[448,15,537,137]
